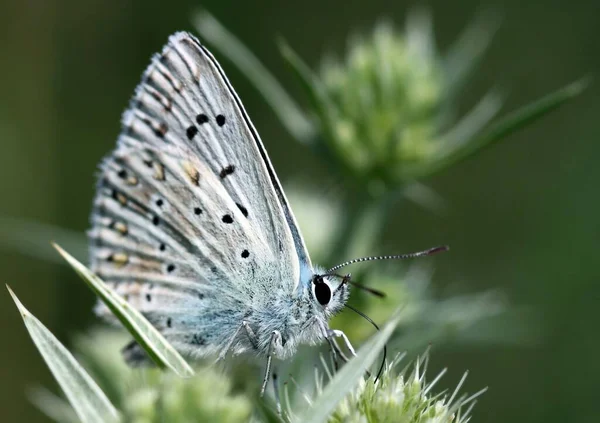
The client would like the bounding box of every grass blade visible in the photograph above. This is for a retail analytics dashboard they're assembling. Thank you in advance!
[7,286,120,423]
[444,10,502,98]
[53,243,195,378]
[278,40,334,131]
[28,386,80,423]
[300,311,402,423]
[401,77,590,179]
[278,40,349,168]
[0,216,87,264]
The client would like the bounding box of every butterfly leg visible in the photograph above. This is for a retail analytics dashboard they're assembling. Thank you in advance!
[327,336,346,370]
[260,330,282,397]
[327,329,357,357]
[215,320,260,364]
[316,320,345,370]
[272,372,282,416]
[326,329,374,378]
[242,320,260,350]
[216,322,246,362]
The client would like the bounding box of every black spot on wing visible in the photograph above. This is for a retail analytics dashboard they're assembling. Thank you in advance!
[216,114,226,126]
[222,214,233,224]
[197,41,311,265]
[156,123,168,138]
[236,203,248,218]
[241,249,250,258]
[140,115,168,139]
[186,125,198,140]
[191,334,206,346]
[196,114,209,124]
[219,165,235,178]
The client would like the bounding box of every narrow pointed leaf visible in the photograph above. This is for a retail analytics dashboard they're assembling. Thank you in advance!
[54,244,195,378]
[439,89,503,153]
[28,386,80,423]
[7,286,120,423]
[278,40,349,170]
[444,10,502,97]
[300,311,402,423]
[193,9,315,142]
[401,77,590,179]
[0,216,87,264]
[278,40,334,128]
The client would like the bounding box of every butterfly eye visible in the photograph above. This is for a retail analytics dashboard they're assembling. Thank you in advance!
[314,280,332,306]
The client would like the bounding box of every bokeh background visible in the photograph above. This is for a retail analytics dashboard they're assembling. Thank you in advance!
[1,0,598,422]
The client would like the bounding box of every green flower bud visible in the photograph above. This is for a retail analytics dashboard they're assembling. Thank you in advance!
[318,353,483,423]
[74,330,252,423]
[312,15,500,194]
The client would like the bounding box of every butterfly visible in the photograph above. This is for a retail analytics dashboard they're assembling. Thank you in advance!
[88,32,446,394]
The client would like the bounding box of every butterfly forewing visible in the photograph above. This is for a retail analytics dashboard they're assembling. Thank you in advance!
[89,32,310,357]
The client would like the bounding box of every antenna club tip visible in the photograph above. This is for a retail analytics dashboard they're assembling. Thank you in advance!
[430,245,450,254]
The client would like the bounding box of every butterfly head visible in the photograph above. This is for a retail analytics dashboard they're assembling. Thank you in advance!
[310,273,350,316]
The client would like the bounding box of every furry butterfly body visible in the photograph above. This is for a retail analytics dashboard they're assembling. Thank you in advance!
[89,32,350,368]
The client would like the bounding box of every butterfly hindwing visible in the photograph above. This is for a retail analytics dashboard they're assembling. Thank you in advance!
[89,32,310,358]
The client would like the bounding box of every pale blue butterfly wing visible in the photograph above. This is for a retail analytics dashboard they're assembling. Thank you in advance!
[89,32,312,359]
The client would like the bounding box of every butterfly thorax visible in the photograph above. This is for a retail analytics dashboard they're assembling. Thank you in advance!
[239,269,349,359]
[244,286,323,359]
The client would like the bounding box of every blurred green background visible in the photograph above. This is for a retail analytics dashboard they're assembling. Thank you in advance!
[1,0,598,422]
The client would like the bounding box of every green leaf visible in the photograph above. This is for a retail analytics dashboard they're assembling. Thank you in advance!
[7,286,120,423]
[300,311,402,423]
[28,386,80,423]
[0,215,87,264]
[193,9,315,143]
[278,40,349,169]
[277,40,334,133]
[401,77,590,179]
[54,244,195,378]
[444,10,502,98]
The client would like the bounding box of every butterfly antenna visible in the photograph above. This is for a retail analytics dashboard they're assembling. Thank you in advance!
[329,273,386,298]
[345,304,386,382]
[328,245,449,273]
[349,280,386,298]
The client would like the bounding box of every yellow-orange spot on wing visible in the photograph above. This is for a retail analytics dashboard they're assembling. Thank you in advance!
[181,160,200,186]
[113,221,128,235]
[152,162,165,180]
[111,253,129,267]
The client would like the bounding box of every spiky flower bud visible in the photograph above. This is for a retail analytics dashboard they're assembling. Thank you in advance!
[309,13,501,195]
[320,354,483,423]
